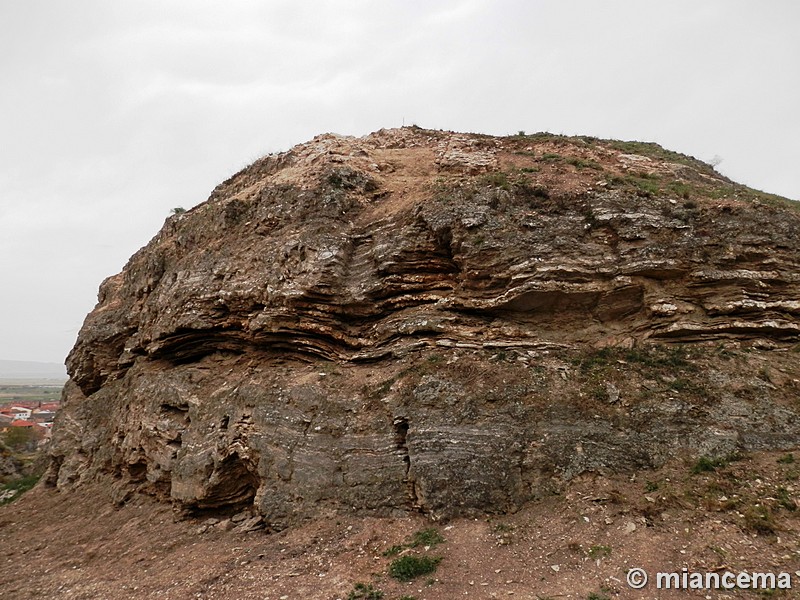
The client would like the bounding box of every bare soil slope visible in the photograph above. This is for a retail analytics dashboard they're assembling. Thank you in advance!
[3,449,800,599]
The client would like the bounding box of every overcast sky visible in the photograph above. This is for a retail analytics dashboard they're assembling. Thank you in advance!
[1,0,798,365]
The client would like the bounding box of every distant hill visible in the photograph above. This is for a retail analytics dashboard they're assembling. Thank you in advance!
[0,359,67,381]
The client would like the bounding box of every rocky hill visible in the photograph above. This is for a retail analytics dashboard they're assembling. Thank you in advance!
[47,127,800,531]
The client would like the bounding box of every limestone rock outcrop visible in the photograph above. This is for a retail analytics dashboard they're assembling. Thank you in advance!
[0,440,22,482]
[48,128,800,525]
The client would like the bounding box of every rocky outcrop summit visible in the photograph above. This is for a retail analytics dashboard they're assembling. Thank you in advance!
[48,128,800,527]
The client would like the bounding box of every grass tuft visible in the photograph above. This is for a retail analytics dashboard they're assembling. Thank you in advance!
[347,582,383,600]
[389,555,442,581]
[410,528,445,548]
[692,456,729,474]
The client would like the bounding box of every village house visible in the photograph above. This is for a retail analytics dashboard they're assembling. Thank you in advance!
[7,406,33,420]
[31,409,56,423]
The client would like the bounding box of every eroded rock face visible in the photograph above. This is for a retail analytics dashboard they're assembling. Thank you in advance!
[48,128,800,525]
[0,440,22,481]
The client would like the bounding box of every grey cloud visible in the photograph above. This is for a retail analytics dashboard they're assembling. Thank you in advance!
[1,0,798,362]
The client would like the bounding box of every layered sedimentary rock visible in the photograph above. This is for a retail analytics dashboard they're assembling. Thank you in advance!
[48,128,800,526]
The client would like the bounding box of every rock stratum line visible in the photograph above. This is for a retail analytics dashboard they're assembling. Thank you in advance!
[48,128,800,527]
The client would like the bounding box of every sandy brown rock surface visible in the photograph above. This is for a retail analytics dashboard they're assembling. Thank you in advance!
[9,127,800,598]
[46,127,800,525]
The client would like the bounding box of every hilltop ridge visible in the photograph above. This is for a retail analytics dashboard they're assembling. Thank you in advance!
[45,127,800,526]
